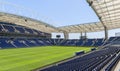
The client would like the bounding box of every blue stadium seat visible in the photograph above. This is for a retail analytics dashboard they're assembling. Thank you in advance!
[13,38,28,47]
[3,25,15,33]
[24,28,34,34]
[15,27,25,33]
[94,39,104,46]
[76,39,84,46]
[0,25,3,31]
[84,39,94,46]
[0,38,15,48]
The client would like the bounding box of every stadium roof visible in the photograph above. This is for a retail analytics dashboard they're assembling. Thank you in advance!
[58,22,104,33]
[87,0,120,30]
[58,0,120,33]
[0,12,61,33]
[0,0,120,33]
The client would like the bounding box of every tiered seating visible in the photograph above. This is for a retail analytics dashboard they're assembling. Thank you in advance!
[0,21,51,48]
[94,39,104,46]
[2,25,15,33]
[59,39,69,45]
[0,37,116,48]
[41,39,52,46]
[0,25,3,31]
[41,47,120,71]
[0,38,15,48]
[84,39,94,46]
[61,39,77,46]
[110,37,120,45]
[24,28,34,34]
[0,21,120,48]
[49,37,120,47]
[105,51,120,71]
[15,26,25,33]
[0,22,51,37]
[32,39,45,46]
[0,37,52,48]
[13,38,28,47]
[76,39,84,46]
[24,39,37,46]
[103,37,118,45]
[57,39,105,47]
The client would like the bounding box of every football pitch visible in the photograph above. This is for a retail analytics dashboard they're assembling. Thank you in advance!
[0,46,92,71]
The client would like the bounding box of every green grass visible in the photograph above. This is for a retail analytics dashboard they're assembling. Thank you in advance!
[0,46,92,71]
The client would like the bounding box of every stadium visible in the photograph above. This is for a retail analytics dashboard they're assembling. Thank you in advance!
[0,0,120,71]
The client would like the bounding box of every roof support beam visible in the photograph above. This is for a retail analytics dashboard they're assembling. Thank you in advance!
[80,32,83,38]
[85,31,87,39]
[63,31,69,39]
[87,0,108,40]
[104,26,108,40]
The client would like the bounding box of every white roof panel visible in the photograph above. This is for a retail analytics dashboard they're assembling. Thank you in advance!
[0,12,61,33]
[87,0,120,30]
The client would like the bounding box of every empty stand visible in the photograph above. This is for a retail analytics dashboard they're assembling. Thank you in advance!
[41,47,120,71]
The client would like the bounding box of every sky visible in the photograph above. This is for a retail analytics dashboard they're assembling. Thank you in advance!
[0,0,99,26]
[0,0,119,39]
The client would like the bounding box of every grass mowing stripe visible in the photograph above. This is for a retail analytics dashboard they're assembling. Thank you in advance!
[0,48,59,59]
[0,48,74,65]
[0,47,67,61]
[1,51,72,70]
[0,46,92,71]
[2,49,80,71]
